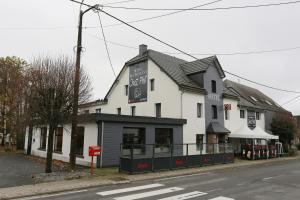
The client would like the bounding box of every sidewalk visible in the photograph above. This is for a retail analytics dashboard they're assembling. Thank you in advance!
[0,155,299,200]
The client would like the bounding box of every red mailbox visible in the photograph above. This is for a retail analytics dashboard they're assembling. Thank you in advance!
[89,145,101,176]
[89,145,101,157]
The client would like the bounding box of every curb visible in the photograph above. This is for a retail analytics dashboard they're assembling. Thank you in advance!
[1,156,299,200]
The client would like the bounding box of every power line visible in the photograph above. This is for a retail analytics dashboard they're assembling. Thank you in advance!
[103,0,300,11]
[103,0,136,6]
[70,0,300,94]
[87,34,300,56]
[99,0,224,27]
[96,12,117,77]
[281,95,300,106]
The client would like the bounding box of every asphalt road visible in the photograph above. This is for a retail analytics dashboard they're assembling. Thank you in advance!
[0,154,44,188]
[17,159,300,200]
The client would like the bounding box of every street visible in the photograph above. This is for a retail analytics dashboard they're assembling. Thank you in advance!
[16,159,300,200]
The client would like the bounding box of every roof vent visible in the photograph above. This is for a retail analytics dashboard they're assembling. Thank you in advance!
[139,44,148,56]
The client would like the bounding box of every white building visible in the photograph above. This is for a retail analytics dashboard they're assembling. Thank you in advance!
[25,45,287,167]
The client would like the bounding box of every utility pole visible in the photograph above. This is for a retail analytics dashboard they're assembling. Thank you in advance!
[69,4,99,169]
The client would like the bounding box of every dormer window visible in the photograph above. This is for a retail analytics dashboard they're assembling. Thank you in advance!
[250,96,258,102]
[265,100,272,105]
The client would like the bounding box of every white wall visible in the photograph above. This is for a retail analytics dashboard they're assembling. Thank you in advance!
[182,92,206,155]
[224,98,266,133]
[24,123,98,166]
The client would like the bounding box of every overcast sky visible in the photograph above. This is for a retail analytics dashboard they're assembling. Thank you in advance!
[1,0,300,115]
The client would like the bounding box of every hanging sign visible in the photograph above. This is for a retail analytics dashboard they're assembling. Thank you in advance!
[128,62,148,103]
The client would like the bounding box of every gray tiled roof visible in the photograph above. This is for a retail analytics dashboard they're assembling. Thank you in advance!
[224,79,287,112]
[207,122,231,134]
[180,57,213,75]
[127,49,206,92]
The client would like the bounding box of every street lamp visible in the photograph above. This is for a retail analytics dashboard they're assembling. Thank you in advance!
[69,4,99,169]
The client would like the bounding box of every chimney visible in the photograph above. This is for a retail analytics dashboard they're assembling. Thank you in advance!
[139,44,148,56]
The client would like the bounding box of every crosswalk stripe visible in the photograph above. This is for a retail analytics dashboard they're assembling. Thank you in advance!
[157,191,207,200]
[96,183,164,196]
[209,197,235,200]
[113,187,184,200]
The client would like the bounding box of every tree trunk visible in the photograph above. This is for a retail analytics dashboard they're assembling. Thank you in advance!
[46,124,55,173]
[26,124,33,155]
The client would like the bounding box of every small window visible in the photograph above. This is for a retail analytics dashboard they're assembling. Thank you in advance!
[265,100,272,105]
[125,85,128,96]
[54,127,63,152]
[197,103,202,118]
[155,103,161,118]
[212,105,218,119]
[117,107,121,115]
[211,80,217,93]
[256,112,260,120]
[96,108,101,113]
[240,110,245,118]
[250,96,258,102]
[76,127,84,156]
[40,127,47,150]
[225,110,229,120]
[196,134,203,151]
[131,106,136,116]
[150,79,155,91]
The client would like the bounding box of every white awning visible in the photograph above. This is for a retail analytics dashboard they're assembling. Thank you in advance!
[254,126,279,140]
[229,125,256,139]
[229,124,279,140]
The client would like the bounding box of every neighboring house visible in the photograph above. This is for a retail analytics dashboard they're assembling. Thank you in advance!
[24,45,289,167]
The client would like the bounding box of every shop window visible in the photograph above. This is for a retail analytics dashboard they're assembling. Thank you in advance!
[123,128,145,155]
[155,103,161,118]
[76,127,84,156]
[117,107,121,115]
[196,134,203,151]
[211,80,217,93]
[240,110,245,118]
[218,135,226,144]
[256,112,260,120]
[54,127,63,153]
[155,128,173,153]
[225,110,229,120]
[150,79,155,91]
[131,106,136,116]
[125,85,128,96]
[40,127,47,150]
[197,103,202,118]
[96,108,101,113]
[212,105,218,119]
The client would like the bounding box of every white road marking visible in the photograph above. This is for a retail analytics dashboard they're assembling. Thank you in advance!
[209,197,235,200]
[15,190,88,200]
[113,187,184,200]
[204,188,223,193]
[156,172,212,182]
[157,191,207,200]
[263,177,273,181]
[97,183,164,196]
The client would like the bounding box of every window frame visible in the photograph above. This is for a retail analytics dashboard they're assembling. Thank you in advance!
[150,79,155,91]
[39,127,47,150]
[76,127,85,156]
[197,103,202,118]
[95,108,101,113]
[155,103,161,118]
[196,134,204,151]
[54,127,63,153]
[211,80,217,93]
[212,105,218,119]
[131,106,136,116]
[117,107,122,115]
[240,110,245,118]
[256,112,261,120]
[125,85,128,96]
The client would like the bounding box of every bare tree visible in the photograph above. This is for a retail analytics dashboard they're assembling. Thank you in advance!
[29,56,91,173]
